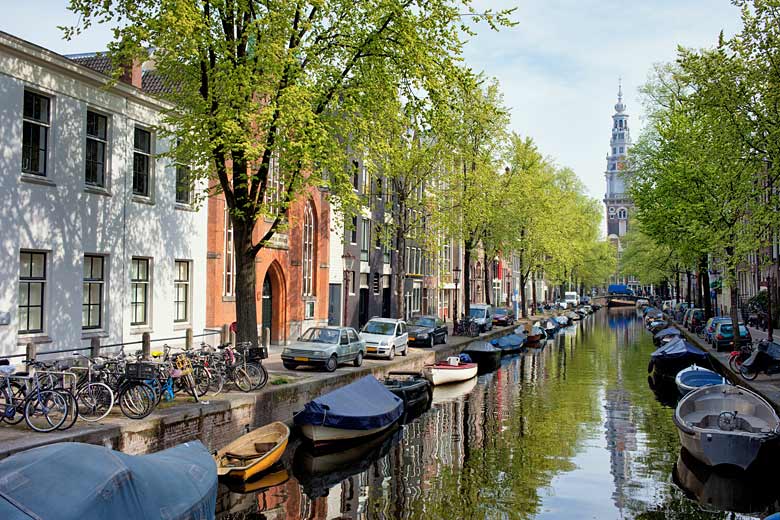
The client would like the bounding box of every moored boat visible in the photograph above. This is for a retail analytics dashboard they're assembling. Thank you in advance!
[673,384,780,470]
[464,341,503,372]
[526,325,546,345]
[0,441,217,520]
[654,326,681,346]
[675,365,727,395]
[216,422,290,480]
[648,336,708,376]
[382,371,433,412]
[554,315,569,326]
[294,376,404,445]
[490,334,525,355]
[423,356,478,386]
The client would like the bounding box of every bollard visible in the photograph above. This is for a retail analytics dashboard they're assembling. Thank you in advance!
[221,324,229,346]
[142,332,151,360]
[263,327,270,349]
[90,337,101,358]
[185,328,193,350]
[25,342,36,364]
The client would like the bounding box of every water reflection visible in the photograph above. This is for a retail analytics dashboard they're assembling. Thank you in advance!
[216,310,777,520]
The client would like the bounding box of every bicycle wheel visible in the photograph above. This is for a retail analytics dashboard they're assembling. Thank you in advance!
[232,367,253,392]
[209,371,225,396]
[1,381,26,425]
[54,388,78,431]
[244,363,268,391]
[23,389,68,432]
[191,366,211,397]
[76,382,115,422]
[118,382,156,420]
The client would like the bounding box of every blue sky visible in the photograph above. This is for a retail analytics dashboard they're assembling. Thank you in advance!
[3,1,742,223]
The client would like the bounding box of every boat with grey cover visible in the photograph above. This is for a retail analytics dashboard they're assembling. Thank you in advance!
[673,384,780,469]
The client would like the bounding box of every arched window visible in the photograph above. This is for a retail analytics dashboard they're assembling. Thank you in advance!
[617,207,627,220]
[302,202,315,296]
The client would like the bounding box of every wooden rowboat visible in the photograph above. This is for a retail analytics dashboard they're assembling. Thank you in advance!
[215,421,290,480]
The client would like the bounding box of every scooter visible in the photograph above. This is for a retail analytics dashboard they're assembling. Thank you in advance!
[739,340,780,380]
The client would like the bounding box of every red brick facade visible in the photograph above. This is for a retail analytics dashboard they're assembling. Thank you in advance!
[206,187,330,344]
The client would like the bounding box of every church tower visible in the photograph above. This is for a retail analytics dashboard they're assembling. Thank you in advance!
[604,80,633,238]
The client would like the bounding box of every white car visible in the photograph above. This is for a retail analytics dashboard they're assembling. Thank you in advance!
[359,318,408,359]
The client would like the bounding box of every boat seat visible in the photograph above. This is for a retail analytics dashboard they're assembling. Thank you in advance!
[687,411,772,433]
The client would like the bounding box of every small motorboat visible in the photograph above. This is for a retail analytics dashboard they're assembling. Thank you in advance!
[294,376,404,445]
[648,336,708,376]
[423,356,478,386]
[215,422,290,480]
[654,326,681,346]
[0,442,217,520]
[567,311,581,321]
[675,365,728,395]
[526,326,546,345]
[673,384,780,470]
[382,371,433,412]
[464,341,503,372]
[554,315,569,326]
[542,318,559,337]
[648,320,669,334]
[490,334,525,355]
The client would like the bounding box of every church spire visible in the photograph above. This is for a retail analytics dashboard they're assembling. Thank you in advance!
[614,78,625,113]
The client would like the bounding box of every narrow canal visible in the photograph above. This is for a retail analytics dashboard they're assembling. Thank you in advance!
[217,310,779,519]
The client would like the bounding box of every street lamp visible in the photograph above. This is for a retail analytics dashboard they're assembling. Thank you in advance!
[342,251,355,327]
[453,267,461,323]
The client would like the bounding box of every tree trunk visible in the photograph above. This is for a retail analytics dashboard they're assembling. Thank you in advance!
[463,245,472,318]
[518,251,528,318]
[394,235,407,321]
[686,270,692,305]
[675,265,681,303]
[233,221,259,347]
[484,249,491,306]
[727,247,740,350]
[700,256,712,319]
[531,271,538,315]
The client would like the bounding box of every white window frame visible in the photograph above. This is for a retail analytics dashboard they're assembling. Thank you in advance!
[224,208,235,296]
[19,251,46,335]
[85,110,108,188]
[360,218,370,261]
[82,254,105,330]
[302,203,315,296]
[130,257,151,327]
[175,164,193,205]
[22,90,50,177]
[174,260,191,324]
[132,126,153,198]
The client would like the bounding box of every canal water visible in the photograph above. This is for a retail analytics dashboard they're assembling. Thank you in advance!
[216,310,780,519]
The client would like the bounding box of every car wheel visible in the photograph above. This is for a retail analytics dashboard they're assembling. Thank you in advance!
[442,332,447,344]
[429,336,434,349]
[283,362,297,370]
[402,344,408,356]
[388,347,396,360]
[353,351,363,367]
[325,355,338,372]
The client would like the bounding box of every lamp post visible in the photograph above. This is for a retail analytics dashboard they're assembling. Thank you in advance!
[342,252,355,327]
[453,267,461,323]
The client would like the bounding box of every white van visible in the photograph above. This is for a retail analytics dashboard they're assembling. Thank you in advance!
[468,304,493,332]
[564,292,579,307]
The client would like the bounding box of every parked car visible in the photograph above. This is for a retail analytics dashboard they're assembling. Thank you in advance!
[713,321,752,351]
[687,308,705,332]
[360,318,409,359]
[492,308,515,326]
[703,317,730,344]
[407,315,448,347]
[468,304,493,332]
[281,326,364,372]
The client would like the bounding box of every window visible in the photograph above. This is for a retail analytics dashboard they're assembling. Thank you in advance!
[304,300,315,319]
[383,230,391,264]
[442,243,451,273]
[130,258,150,326]
[619,146,624,154]
[224,209,235,296]
[617,208,627,220]
[612,147,616,155]
[348,216,357,244]
[302,203,315,296]
[82,255,104,330]
[85,111,107,187]
[264,153,283,215]
[22,91,50,176]
[351,160,359,190]
[360,218,370,261]
[406,246,411,272]
[375,176,383,200]
[348,271,356,294]
[174,260,190,323]
[19,251,45,334]
[412,283,422,313]
[133,127,152,196]
[375,223,382,249]
[361,165,369,197]
[175,165,192,204]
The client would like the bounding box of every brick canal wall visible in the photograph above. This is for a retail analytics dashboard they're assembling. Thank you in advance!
[0,326,518,459]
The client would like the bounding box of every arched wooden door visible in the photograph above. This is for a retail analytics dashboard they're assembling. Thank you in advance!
[262,274,273,334]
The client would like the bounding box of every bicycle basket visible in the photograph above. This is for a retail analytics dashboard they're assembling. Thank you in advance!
[242,346,268,361]
[125,362,157,380]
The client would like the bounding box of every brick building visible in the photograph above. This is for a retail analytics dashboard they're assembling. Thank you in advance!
[206,186,330,346]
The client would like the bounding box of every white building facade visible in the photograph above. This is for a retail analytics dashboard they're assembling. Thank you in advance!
[0,32,208,357]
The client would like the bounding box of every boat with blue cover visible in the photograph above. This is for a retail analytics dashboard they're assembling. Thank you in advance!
[0,441,217,520]
[675,365,728,395]
[463,341,502,372]
[490,334,525,355]
[294,375,403,445]
[654,326,681,346]
[648,336,708,376]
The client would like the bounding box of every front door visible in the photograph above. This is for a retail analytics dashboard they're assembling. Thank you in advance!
[382,287,391,318]
[262,275,272,337]
[359,288,369,328]
[328,283,342,325]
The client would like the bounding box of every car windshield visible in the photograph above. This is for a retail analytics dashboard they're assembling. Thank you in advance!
[363,321,395,335]
[300,328,340,344]
[495,309,508,316]
[469,308,486,318]
[410,317,435,328]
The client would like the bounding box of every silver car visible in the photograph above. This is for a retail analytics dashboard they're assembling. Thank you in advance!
[281,326,365,372]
